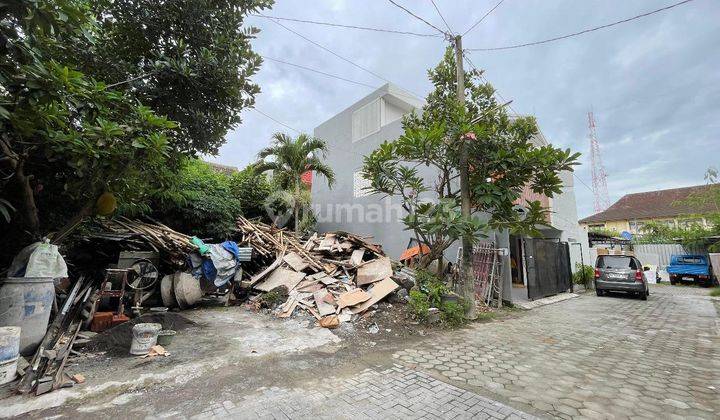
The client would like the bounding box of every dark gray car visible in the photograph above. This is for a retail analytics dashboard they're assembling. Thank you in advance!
[594,255,649,300]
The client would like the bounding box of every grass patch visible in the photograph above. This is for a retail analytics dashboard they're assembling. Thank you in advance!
[709,288,720,297]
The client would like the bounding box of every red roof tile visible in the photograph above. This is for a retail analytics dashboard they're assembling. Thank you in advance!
[579,184,719,224]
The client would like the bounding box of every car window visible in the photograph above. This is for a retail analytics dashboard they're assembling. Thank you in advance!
[597,256,635,269]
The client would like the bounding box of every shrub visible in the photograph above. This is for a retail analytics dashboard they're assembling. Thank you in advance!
[573,263,594,288]
[410,269,468,327]
[710,288,720,297]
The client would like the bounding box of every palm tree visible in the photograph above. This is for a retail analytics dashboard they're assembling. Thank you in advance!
[255,132,335,233]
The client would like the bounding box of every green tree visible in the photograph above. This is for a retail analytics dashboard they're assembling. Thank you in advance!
[152,159,242,239]
[0,1,175,245]
[362,47,579,270]
[78,0,273,155]
[255,133,335,233]
[229,165,274,220]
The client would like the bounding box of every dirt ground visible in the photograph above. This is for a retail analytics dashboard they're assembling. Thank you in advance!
[1,297,514,418]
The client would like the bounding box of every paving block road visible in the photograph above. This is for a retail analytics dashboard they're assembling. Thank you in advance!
[25,285,719,419]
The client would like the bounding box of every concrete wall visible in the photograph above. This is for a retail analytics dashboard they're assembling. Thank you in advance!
[550,171,591,270]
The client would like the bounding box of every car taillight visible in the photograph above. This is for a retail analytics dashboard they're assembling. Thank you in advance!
[594,269,600,279]
[635,270,644,282]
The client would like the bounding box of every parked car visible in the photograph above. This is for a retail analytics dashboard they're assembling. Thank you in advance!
[594,254,650,300]
[667,254,715,287]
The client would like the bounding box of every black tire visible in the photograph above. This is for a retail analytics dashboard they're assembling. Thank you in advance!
[596,289,604,296]
[640,290,648,300]
[670,280,676,285]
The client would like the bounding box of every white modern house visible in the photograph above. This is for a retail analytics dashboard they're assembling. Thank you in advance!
[311,83,589,302]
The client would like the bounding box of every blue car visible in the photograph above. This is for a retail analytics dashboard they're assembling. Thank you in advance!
[667,254,715,287]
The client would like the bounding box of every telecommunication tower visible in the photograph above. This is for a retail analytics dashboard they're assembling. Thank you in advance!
[588,111,610,213]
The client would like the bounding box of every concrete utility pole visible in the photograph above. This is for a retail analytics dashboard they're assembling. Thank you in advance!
[454,35,477,319]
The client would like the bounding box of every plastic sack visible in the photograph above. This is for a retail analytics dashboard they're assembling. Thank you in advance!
[24,242,68,279]
[8,242,42,277]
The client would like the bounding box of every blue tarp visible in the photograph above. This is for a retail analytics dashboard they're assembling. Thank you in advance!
[188,241,240,287]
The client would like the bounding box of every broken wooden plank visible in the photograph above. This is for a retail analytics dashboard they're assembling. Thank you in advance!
[249,256,283,286]
[283,252,309,272]
[254,268,306,292]
[337,288,371,309]
[356,257,393,286]
[350,249,365,266]
[313,289,336,316]
[349,278,399,314]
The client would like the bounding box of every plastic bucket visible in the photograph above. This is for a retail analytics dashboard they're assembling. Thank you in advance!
[0,356,18,385]
[156,330,176,347]
[0,277,54,356]
[0,326,21,362]
[129,323,162,355]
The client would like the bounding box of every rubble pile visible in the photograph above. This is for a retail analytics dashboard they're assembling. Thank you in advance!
[237,218,407,326]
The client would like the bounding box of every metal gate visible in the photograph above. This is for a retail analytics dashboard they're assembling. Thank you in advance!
[523,239,572,300]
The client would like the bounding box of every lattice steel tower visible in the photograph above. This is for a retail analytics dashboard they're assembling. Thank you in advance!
[588,111,609,213]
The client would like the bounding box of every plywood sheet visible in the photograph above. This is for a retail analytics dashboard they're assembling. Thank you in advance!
[356,257,392,286]
[349,278,399,314]
[254,267,306,292]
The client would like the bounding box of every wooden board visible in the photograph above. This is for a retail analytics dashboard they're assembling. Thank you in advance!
[356,257,392,286]
[349,278,399,314]
[313,289,336,316]
[254,268,306,292]
[337,288,371,309]
[283,252,309,272]
[350,249,365,266]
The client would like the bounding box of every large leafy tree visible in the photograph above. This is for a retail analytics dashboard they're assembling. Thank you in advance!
[0,1,175,244]
[255,133,335,233]
[79,0,273,155]
[362,47,580,270]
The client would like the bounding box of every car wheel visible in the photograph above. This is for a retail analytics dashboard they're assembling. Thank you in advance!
[670,279,676,285]
[640,290,648,300]
[596,289,603,296]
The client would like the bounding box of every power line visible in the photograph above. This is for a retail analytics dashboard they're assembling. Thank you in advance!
[250,13,440,38]
[462,0,506,36]
[266,16,426,101]
[252,107,301,134]
[468,0,694,51]
[430,0,454,35]
[261,56,377,89]
[267,18,393,85]
[386,0,449,36]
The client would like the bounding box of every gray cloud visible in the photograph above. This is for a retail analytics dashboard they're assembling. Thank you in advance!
[207,0,720,218]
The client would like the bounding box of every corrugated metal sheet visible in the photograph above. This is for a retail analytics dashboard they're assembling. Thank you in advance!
[237,247,253,262]
[633,243,708,269]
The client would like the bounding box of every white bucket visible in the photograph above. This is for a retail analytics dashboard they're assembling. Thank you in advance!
[0,327,21,362]
[129,323,162,355]
[0,356,18,385]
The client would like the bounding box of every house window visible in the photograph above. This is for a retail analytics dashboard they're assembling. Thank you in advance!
[352,98,382,142]
[629,221,646,233]
[353,171,372,198]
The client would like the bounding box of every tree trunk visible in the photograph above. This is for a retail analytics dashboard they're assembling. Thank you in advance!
[15,159,41,241]
[293,180,300,234]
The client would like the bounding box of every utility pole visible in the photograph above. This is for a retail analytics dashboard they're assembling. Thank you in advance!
[454,35,477,319]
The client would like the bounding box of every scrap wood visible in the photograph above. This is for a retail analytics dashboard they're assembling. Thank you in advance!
[283,252,309,272]
[254,268,306,292]
[249,255,283,286]
[337,288,371,309]
[356,257,393,286]
[350,249,365,266]
[318,315,339,329]
[349,278,399,314]
[141,345,170,358]
[313,289,336,316]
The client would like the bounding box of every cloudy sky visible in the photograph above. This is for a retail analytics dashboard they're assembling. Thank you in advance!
[206,0,720,218]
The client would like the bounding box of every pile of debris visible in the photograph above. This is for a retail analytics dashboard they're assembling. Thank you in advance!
[236,217,409,327]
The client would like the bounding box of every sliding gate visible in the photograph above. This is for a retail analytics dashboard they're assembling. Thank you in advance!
[523,239,572,300]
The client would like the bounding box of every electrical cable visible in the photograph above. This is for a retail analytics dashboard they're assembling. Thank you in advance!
[252,107,301,134]
[386,0,449,36]
[463,0,506,36]
[430,0,455,35]
[250,13,440,38]
[261,56,377,89]
[468,0,694,51]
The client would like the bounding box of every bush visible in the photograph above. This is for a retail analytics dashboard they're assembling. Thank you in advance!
[710,288,720,297]
[573,263,594,288]
[229,167,274,220]
[151,159,242,240]
[409,269,468,327]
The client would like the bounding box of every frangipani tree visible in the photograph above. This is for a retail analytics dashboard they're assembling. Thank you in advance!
[362,48,580,270]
